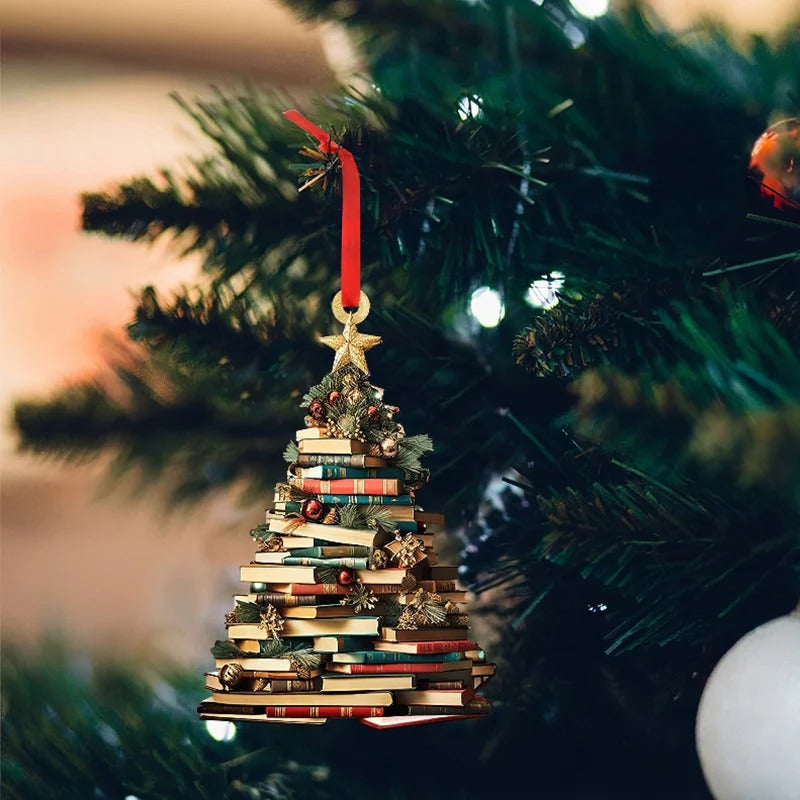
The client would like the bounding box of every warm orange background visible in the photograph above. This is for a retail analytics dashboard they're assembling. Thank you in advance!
[1,0,796,666]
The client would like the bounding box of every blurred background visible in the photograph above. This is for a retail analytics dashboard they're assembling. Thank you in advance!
[1,0,797,664]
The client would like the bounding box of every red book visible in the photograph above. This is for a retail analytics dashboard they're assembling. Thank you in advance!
[198,702,385,718]
[292,478,401,496]
[262,706,386,718]
[374,640,479,654]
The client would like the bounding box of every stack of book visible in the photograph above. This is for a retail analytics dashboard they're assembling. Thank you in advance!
[199,391,494,727]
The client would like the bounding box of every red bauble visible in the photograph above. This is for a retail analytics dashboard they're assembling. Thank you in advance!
[749,118,800,211]
[337,567,356,586]
[301,498,324,521]
[367,405,379,420]
[328,390,341,404]
[416,522,427,534]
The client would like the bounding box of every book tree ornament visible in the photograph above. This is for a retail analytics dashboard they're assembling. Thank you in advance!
[198,111,495,728]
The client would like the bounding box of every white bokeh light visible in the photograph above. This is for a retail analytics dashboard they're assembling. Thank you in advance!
[525,271,565,309]
[569,0,609,19]
[457,95,483,121]
[469,286,505,328]
[205,720,236,742]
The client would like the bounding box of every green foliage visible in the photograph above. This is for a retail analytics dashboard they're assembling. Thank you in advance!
[231,601,263,624]
[394,434,434,472]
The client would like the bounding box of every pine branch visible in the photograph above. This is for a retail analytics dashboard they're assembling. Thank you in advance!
[513,287,665,378]
[570,293,800,500]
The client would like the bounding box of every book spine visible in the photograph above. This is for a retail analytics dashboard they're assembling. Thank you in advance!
[283,583,402,595]
[298,466,407,479]
[297,440,368,454]
[198,702,385,718]
[264,679,321,692]
[252,593,318,607]
[230,678,320,692]
[288,546,372,558]
[217,671,313,680]
[341,662,454,674]
[318,494,414,505]
[292,478,401,496]
[281,556,370,569]
[417,680,467,689]
[417,580,457,592]
[295,454,387,468]
[407,641,479,654]
[267,706,387,718]
[359,650,465,664]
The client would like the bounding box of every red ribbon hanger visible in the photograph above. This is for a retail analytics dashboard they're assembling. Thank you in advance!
[283,109,361,310]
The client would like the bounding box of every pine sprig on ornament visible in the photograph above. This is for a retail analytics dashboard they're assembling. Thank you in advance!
[393,434,434,472]
[299,364,408,448]
[227,601,265,625]
[283,441,299,464]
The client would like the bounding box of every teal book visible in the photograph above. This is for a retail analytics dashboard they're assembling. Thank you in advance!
[394,521,420,534]
[317,494,414,506]
[281,556,370,569]
[333,650,474,664]
[288,546,372,558]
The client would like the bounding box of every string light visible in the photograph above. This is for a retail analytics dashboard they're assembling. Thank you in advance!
[204,720,236,742]
[469,286,505,328]
[569,0,609,19]
[525,271,565,309]
[457,95,483,121]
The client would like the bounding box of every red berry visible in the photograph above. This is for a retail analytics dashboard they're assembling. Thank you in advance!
[337,568,356,586]
[301,498,324,521]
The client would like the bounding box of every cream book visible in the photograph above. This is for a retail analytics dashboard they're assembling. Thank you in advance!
[297,439,369,455]
[295,428,331,440]
[265,518,389,548]
[210,690,393,707]
[214,656,327,672]
[228,617,380,639]
[200,712,326,725]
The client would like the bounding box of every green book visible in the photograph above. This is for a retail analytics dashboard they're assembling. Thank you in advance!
[331,650,475,664]
[317,494,414,506]
[281,556,370,568]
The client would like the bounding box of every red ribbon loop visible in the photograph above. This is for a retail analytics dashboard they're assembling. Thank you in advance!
[283,109,361,309]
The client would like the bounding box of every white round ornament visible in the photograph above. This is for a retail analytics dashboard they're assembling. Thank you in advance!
[695,612,800,800]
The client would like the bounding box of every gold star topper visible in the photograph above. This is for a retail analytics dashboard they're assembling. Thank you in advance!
[320,291,382,375]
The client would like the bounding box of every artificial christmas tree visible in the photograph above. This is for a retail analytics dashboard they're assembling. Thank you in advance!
[199,294,494,726]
